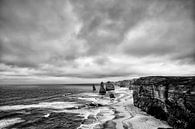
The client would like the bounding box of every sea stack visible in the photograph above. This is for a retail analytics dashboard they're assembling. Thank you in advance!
[92,84,96,92]
[105,81,115,91]
[99,82,106,95]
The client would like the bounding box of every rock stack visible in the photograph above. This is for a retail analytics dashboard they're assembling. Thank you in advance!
[99,82,106,95]
[92,84,96,92]
[105,81,115,91]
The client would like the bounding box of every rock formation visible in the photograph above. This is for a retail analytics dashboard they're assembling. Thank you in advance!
[129,76,195,129]
[117,80,131,87]
[99,82,106,95]
[105,81,115,91]
[92,84,96,92]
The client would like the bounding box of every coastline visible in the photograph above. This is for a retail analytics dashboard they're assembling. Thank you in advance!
[74,87,172,129]
[0,86,172,129]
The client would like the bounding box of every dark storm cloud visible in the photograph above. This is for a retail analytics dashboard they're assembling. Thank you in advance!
[120,0,195,63]
[121,19,195,62]
[70,0,195,63]
[70,0,150,54]
[0,0,195,83]
[0,0,85,68]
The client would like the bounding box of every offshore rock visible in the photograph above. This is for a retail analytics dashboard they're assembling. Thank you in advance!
[105,81,115,91]
[103,120,116,129]
[92,84,96,92]
[99,82,106,95]
[130,76,195,129]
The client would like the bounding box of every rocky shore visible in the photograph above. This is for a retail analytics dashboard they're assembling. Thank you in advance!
[2,78,193,129]
[70,87,171,129]
[119,76,195,129]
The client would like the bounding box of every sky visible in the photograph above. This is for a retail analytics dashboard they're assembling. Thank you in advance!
[0,0,195,84]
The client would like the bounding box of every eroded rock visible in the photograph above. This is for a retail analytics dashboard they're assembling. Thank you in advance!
[123,76,195,129]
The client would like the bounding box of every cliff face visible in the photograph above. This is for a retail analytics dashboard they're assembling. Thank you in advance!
[130,76,195,129]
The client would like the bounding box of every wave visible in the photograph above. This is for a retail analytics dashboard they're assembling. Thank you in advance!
[0,118,24,129]
[0,101,81,111]
[54,106,115,129]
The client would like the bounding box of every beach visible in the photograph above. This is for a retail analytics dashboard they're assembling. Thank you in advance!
[73,87,172,129]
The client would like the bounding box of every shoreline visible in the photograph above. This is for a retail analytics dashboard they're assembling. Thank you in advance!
[0,86,172,129]
[75,87,172,129]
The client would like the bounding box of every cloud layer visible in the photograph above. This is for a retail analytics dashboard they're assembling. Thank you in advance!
[0,0,195,84]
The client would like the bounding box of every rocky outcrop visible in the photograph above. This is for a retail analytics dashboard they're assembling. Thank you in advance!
[99,82,106,95]
[105,81,115,91]
[130,76,195,129]
[116,80,131,87]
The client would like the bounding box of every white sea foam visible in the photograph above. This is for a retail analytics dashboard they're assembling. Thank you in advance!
[44,113,50,118]
[0,101,80,111]
[78,96,112,105]
[79,92,99,97]
[78,97,97,102]
[0,118,24,129]
[54,106,115,129]
[76,107,115,129]
[115,87,129,94]
[96,107,115,122]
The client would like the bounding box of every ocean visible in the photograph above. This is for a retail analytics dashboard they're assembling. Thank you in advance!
[0,84,173,129]
[0,84,95,129]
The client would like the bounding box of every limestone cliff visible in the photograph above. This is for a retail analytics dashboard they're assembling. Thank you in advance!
[128,76,195,129]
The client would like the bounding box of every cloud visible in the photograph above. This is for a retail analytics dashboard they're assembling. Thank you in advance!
[0,0,195,84]
[120,19,195,62]
[0,0,86,67]
[70,0,195,63]
[70,0,150,55]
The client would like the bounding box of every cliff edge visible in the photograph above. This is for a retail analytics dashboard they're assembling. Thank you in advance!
[128,76,195,129]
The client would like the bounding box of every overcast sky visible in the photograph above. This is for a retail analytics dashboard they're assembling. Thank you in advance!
[0,0,195,84]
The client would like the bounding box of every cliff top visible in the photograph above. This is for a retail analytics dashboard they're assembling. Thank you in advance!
[132,76,195,87]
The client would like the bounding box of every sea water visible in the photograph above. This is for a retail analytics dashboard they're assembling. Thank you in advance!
[0,84,93,129]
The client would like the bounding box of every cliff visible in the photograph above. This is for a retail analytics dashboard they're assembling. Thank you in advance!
[128,76,195,129]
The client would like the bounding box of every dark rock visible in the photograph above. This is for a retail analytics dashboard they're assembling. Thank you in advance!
[103,120,116,129]
[88,102,103,107]
[99,82,106,95]
[92,84,96,91]
[109,93,115,98]
[105,81,115,91]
